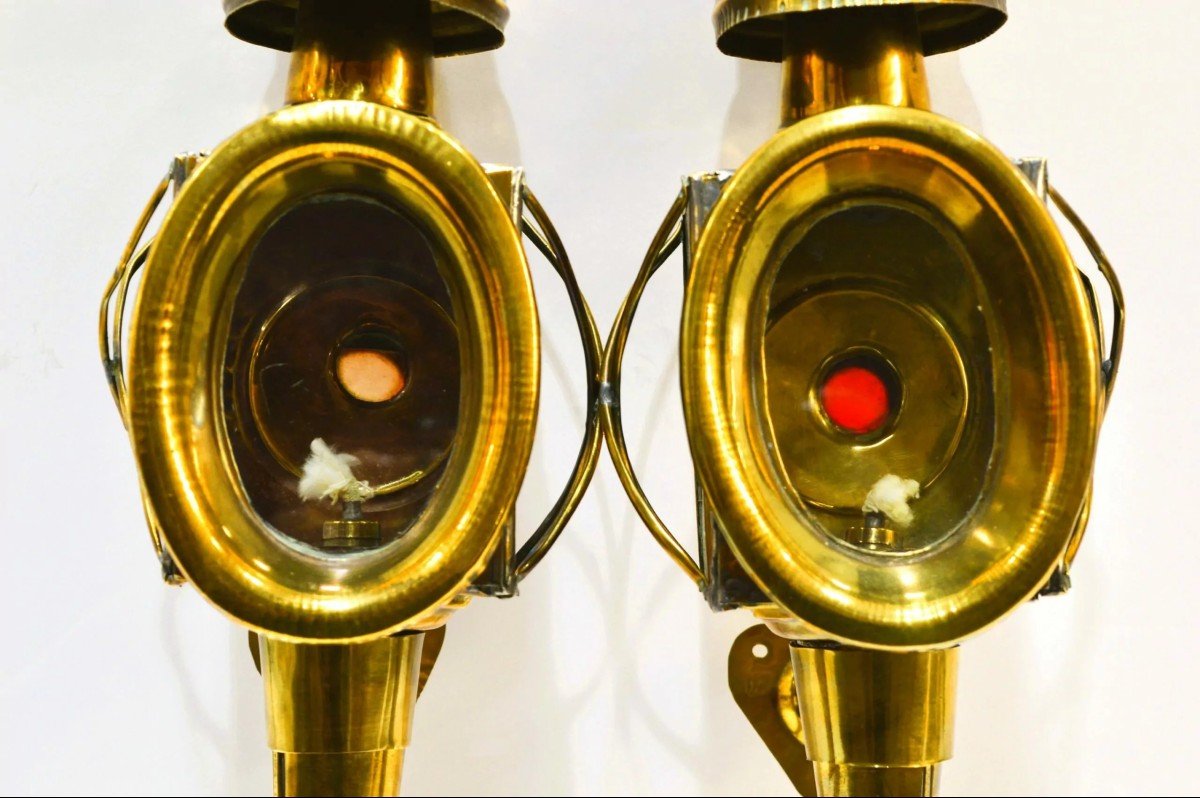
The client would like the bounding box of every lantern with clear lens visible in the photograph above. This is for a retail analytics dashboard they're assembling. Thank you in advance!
[604,2,1123,795]
[99,2,601,795]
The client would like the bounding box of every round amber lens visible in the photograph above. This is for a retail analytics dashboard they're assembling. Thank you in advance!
[336,349,407,404]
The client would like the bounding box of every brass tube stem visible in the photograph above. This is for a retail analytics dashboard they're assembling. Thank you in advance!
[780,7,931,125]
[286,0,435,116]
[791,644,957,797]
[260,634,424,797]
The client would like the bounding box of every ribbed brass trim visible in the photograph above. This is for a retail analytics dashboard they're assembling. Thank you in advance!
[713,0,1006,60]
[223,0,508,56]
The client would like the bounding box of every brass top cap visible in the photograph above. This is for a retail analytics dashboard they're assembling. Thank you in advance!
[714,0,1006,60]
[223,0,509,56]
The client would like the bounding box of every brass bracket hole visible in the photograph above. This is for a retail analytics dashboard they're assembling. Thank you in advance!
[728,624,816,796]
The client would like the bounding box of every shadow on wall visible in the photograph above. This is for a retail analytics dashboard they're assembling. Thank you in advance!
[927,52,983,132]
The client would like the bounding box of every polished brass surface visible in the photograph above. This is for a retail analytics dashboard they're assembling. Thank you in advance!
[323,518,384,549]
[99,175,168,428]
[843,519,897,550]
[127,100,539,641]
[416,625,446,696]
[791,645,955,796]
[780,7,930,124]
[714,0,1006,61]
[225,0,509,56]
[274,751,403,797]
[108,159,600,605]
[764,281,970,528]
[683,173,780,613]
[681,105,1100,648]
[812,764,937,796]
[728,625,817,795]
[260,634,423,796]
[286,0,434,115]
[792,646,956,765]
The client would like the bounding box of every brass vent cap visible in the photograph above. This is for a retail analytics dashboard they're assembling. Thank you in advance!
[714,0,1006,61]
[223,0,509,56]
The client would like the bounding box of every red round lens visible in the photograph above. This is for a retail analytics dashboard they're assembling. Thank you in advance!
[820,365,891,435]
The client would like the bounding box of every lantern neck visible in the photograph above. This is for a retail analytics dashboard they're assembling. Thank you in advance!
[780,7,931,126]
[286,0,435,117]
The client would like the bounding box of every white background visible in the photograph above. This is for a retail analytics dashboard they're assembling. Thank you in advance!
[1,1,1197,795]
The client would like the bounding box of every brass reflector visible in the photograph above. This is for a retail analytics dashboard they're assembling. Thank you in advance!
[226,193,460,549]
[764,204,980,553]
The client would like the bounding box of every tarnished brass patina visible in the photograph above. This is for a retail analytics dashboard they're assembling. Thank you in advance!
[605,2,1122,795]
[100,1,600,794]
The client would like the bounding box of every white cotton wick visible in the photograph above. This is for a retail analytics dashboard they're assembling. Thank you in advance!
[862,474,921,527]
[298,438,375,505]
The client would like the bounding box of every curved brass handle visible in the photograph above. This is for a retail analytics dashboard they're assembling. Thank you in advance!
[98,160,183,575]
[1050,185,1125,402]
[100,154,204,425]
[600,191,705,587]
[1048,185,1125,582]
[511,187,605,580]
[99,173,171,426]
[100,155,204,581]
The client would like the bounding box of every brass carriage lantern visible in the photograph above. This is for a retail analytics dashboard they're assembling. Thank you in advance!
[603,2,1124,795]
[99,2,601,794]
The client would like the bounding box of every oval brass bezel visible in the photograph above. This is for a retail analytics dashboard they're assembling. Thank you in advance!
[127,101,539,642]
[682,106,1099,648]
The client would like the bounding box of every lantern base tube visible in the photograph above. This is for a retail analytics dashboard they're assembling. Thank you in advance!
[274,751,405,797]
[790,644,957,797]
[259,634,424,797]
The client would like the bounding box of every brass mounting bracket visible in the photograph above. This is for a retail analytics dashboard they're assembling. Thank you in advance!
[727,624,816,795]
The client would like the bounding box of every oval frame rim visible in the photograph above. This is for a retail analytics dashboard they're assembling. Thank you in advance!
[681,105,1099,648]
[128,100,539,642]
